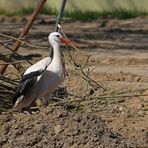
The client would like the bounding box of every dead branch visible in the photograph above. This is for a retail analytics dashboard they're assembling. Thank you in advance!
[59,26,106,92]
[1,42,33,65]
[0,61,24,65]
[65,47,106,91]
[0,39,14,44]
[0,33,48,49]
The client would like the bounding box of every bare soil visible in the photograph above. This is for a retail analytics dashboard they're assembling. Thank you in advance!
[0,15,148,147]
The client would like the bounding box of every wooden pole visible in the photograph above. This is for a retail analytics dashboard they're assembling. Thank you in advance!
[0,0,47,74]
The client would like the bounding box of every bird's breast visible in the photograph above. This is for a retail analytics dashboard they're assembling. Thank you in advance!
[48,60,64,76]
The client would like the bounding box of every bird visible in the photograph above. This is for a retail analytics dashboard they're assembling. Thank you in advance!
[12,32,72,113]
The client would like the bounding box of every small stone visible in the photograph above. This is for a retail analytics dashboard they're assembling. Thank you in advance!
[57,111,68,118]
[137,103,144,109]
[138,111,145,117]
[54,125,62,134]
[118,106,123,112]
[73,115,81,122]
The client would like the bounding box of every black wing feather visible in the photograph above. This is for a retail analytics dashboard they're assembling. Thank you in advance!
[12,78,35,104]
[12,70,44,104]
[21,70,44,82]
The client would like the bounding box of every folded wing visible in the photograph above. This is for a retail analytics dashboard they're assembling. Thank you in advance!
[12,57,51,111]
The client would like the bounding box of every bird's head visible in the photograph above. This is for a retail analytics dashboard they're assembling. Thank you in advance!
[48,32,72,46]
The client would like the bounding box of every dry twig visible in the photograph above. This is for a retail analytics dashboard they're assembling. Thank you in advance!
[0,33,48,49]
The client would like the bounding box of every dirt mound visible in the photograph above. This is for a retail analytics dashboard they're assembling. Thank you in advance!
[0,107,139,148]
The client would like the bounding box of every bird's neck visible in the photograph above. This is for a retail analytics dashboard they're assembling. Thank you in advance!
[52,43,62,65]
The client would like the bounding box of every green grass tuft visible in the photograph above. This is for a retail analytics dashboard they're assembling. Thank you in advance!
[64,9,147,20]
[64,11,99,20]
[109,9,147,19]
[0,7,147,20]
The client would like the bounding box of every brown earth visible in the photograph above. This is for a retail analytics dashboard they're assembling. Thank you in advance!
[0,15,148,147]
[0,107,140,148]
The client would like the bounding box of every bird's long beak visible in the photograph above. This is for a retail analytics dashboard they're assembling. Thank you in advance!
[60,37,72,45]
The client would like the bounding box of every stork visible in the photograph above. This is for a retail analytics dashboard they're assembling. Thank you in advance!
[12,32,71,113]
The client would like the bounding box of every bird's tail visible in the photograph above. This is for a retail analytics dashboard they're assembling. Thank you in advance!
[13,95,24,112]
[12,93,20,105]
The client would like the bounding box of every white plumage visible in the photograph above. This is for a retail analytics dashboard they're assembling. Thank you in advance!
[13,32,71,112]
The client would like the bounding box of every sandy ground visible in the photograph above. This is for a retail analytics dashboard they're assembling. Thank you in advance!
[0,15,148,147]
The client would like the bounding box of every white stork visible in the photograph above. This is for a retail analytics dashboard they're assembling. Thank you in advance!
[12,32,71,113]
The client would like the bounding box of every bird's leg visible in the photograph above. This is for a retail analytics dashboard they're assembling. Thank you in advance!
[43,96,54,107]
[43,97,49,107]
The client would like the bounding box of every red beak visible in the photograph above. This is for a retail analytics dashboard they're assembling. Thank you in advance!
[60,37,73,45]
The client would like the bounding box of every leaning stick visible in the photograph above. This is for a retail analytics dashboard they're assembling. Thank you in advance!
[0,0,47,74]
[48,0,67,56]
[55,0,67,32]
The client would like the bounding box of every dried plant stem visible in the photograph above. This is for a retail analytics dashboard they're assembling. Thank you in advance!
[90,93,148,100]
[64,50,105,91]
[0,33,47,49]
[1,42,33,65]
[0,90,14,93]
[49,92,148,108]
[0,39,13,44]
[0,61,24,65]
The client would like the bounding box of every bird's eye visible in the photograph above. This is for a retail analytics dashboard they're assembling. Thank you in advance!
[56,35,60,38]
